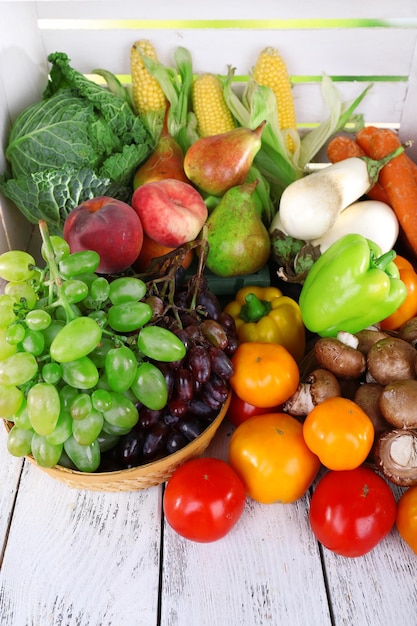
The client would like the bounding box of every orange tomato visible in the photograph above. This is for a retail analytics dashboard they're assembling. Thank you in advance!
[228,413,321,504]
[132,233,194,273]
[396,486,417,554]
[303,397,374,470]
[380,255,417,330]
[229,342,299,408]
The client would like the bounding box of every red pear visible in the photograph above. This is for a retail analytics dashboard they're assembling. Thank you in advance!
[183,121,266,196]
[133,106,189,188]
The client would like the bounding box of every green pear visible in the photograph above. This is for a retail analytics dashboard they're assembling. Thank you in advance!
[184,122,266,196]
[205,180,271,277]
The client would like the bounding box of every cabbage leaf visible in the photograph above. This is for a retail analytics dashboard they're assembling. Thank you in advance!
[0,52,152,234]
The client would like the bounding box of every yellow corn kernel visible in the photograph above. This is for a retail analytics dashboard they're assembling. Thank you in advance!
[253,46,297,151]
[192,73,236,137]
[130,39,166,115]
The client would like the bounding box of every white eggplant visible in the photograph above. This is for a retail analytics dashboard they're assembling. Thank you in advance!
[277,144,407,240]
[311,200,399,254]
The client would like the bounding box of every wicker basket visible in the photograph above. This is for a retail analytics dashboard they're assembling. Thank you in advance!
[4,393,230,491]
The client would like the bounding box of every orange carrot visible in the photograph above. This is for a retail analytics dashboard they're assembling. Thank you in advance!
[326,135,390,204]
[364,128,417,258]
[357,126,417,187]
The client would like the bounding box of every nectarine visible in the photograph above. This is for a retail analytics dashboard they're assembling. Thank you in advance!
[63,196,143,274]
[132,233,194,273]
[131,179,207,247]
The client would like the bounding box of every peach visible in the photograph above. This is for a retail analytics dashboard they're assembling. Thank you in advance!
[63,196,144,274]
[131,179,208,247]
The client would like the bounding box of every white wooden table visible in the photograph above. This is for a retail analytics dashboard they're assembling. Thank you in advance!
[0,418,416,626]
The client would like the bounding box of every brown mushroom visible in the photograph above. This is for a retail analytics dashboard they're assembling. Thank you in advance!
[354,328,390,356]
[354,382,392,436]
[366,336,417,385]
[283,368,341,417]
[398,317,417,346]
[374,429,417,487]
[313,336,366,380]
[379,379,417,428]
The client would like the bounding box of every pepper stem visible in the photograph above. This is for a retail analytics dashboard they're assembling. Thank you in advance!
[371,249,397,271]
[364,140,413,187]
[239,293,272,323]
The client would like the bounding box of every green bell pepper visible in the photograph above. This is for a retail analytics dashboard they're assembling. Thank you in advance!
[299,233,407,337]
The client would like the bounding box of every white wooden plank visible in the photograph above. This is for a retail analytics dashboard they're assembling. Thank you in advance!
[0,461,163,626]
[35,27,417,77]
[160,420,332,626]
[321,533,417,626]
[34,0,417,20]
[0,427,24,559]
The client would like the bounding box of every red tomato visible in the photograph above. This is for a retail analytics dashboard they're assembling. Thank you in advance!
[163,457,246,543]
[309,466,397,557]
[226,390,280,427]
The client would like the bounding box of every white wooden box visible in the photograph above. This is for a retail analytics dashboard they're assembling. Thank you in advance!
[1,0,417,255]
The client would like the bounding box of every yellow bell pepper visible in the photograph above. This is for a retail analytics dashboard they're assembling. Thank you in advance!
[224,285,306,362]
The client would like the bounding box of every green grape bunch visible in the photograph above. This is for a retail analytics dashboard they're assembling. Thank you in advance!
[0,221,189,472]
[0,219,185,472]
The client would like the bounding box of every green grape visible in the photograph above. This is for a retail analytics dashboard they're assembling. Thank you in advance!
[25,309,52,331]
[27,382,61,436]
[0,384,23,419]
[107,301,153,333]
[87,309,108,328]
[7,425,34,457]
[138,326,187,362]
[21,328,45,356]
[64,436,101,472]
[12,399,32,430]
[90,277,110,303]
[59,384,79,409]
[0,294,17,327]
[58,250,100,279]
[54,303,81,321]
[88,337,114,368]
[0,352,38,386]
[91,388,113,412]
[45,410,73,445]
[50,316,102,363]
[101,419,133,436]
[0,250,35,282]
[108,276,147,305]
[105,345,138,393]
[5,323,25,345]
[61,356,99,389]
[102,392,139,429]
[42,320,65,349]
[72,409,104,446]
[61,279,89,304]
[41,362,63,385]
[0,326,18,357]
[130,362,168,410]
[31,433,63,468]
[70,393,92,421]
[57,449,77,470]
[41,235,70,264]
[4,281,37,309]
[97,432,120,452]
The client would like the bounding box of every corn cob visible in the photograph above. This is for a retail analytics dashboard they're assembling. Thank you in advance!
[192,73,236,137]
[130,39,166,115]
[252,47,297,151]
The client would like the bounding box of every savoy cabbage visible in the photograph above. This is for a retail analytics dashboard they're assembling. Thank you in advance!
[0,52,152,234]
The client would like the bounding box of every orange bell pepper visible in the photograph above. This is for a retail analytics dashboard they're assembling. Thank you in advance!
[380,255,417,330]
